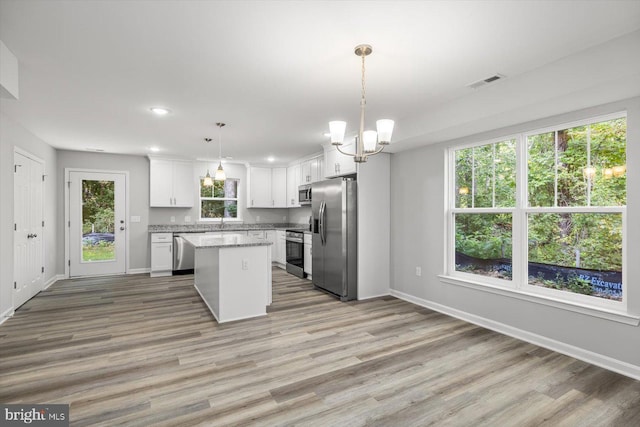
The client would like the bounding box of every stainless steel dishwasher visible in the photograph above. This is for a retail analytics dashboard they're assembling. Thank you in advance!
[173,233,195,273]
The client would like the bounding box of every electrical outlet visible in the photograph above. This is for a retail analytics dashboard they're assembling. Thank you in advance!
[185,216,191,223]
[282,216,286,222]
[256,216,260,222]
[415,267,422,276]
[130,215,141,223]
[242,259,248,270]
[170,216,176,223]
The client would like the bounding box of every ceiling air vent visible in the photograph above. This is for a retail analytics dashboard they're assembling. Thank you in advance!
[467,73,506,89]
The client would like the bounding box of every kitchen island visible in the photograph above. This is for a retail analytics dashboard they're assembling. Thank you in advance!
[181,233,272,323]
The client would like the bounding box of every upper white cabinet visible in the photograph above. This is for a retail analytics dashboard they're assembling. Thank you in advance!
[247,167,287,208]
[272,168,287,207]
[286,164,301,208]
[149,158,194,207]
[301,155,325,184]
[324,143,356,178]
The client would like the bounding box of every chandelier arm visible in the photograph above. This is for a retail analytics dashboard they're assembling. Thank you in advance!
[367,145,386,156]
[335,144,356,157]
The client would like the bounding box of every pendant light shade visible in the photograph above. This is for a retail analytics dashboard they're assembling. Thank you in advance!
[215,122,226,181]
[203,138,214,187]
[214,163,226,181]
[203,171,214,187]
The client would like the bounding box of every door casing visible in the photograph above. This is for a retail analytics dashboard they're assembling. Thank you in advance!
[64,168,130,278]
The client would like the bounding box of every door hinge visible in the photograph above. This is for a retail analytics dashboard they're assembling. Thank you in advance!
[67,181,71,188]
[42,220,45,227]
[41,266,44,273]
[42,175,45,182]
[14,281,17,289]
[68,260,71,267]
[68,220,71,228]
[14,223,17,231]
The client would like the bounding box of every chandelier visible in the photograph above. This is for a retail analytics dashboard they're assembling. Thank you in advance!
[329,44,394,163]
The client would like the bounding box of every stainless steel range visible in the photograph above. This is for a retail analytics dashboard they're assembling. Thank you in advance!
[285,230,305,278]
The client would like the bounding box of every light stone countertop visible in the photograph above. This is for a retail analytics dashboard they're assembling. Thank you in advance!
[181,233,273,249]
[148,223,307,233]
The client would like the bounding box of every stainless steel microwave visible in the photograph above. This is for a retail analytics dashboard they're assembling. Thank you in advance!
[298,184,312,205]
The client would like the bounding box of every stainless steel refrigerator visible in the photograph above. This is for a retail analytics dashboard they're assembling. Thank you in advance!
[311,178,357,301]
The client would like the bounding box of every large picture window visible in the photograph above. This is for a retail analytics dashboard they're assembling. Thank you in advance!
[199,178,240,221]
[448,114,626,310]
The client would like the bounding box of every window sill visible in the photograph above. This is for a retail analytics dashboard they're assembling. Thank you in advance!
[438,274,639,326]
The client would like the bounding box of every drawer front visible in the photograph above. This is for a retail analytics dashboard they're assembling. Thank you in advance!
[151,232,173,243]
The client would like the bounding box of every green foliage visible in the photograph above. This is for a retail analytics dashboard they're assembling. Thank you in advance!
[454,118,626,296]
[82,180,115,233]
[82,241,115,261]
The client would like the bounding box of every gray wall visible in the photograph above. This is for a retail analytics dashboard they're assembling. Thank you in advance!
[1,112,58,316]
[56,150,151,272]
[390,97,640,368]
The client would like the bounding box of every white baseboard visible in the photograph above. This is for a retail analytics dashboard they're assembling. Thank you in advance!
[390,289,640,381]
[358,291,390,301]
[0,307,15,326]
[44,274,64,290]
[128,268,151,275]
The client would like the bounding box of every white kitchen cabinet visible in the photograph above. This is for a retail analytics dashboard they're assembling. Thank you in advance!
[247,167,287,208]
[151,233,173,277]
[275,230,286,267]
[303,233,312,278]
[265,230,277,263]
[248,167,272,208]
[248,230,266,239]
[286,163,301,207]
[301,156,324,184]
[272,167,287,207]
[149,158,194,207]
[324,143,356,178]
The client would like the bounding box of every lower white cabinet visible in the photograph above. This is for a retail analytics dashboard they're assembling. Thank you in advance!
[303,233,312,278]
[151,233,173,277]
[265,230,277,263]
[275,230,286,267]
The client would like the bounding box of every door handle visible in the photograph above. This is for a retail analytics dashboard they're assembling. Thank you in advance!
[120,226,125,231]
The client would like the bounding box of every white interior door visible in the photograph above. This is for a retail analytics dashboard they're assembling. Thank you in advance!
[14,151,44,309]
[69,171,126,277]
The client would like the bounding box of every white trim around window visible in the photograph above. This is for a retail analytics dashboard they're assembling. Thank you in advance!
[442,112,634,323]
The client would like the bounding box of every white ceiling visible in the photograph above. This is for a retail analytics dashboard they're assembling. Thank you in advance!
[1,1,639,165]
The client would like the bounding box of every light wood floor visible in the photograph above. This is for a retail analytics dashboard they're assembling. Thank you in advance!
[1,269,639,426]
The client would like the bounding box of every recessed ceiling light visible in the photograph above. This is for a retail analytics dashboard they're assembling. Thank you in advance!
[323,132,331,137]
[267,156,275,162]
[85,147,105,152]
[150,107,170,115]
[149,146,160,152]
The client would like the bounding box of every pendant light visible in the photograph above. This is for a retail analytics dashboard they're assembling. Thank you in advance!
[214,122,226,181]
[202,138,214,187]
[329,44,394,163]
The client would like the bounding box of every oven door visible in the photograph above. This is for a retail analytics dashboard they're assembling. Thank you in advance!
[285,237,305,278]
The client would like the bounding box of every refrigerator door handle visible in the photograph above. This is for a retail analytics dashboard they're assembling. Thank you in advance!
[321,200,327,245]
[319,201,325,245]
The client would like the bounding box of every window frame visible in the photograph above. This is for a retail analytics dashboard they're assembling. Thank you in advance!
[445,112,628,318]
[198,177,242,222]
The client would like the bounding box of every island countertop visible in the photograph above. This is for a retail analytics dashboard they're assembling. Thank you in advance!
[181,233,273,249]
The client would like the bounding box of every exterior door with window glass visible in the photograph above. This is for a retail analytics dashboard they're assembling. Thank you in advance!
[69,171,126,277]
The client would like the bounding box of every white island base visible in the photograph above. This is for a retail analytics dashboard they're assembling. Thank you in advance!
[188,236,272,323]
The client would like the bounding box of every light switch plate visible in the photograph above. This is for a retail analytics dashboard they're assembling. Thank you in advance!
[130,216,141,223]
[185,216,191,223]
[170,216,176,223]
